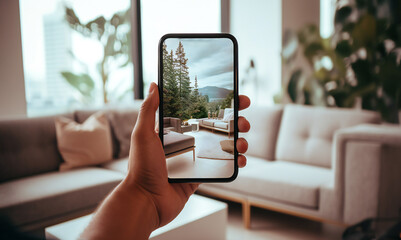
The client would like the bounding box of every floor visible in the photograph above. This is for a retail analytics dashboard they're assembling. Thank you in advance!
[167,129,235,179]
[223,200,345,240]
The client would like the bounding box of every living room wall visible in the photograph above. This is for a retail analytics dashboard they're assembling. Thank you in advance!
[0,0,27,119]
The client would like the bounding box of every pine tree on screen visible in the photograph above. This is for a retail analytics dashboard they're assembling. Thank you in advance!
[162,43,180,117]
[174,41,192,119]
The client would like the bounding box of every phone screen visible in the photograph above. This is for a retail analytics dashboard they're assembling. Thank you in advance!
[159,34,238,182]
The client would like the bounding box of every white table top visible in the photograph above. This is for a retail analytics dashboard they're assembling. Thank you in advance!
[46,194,227,240]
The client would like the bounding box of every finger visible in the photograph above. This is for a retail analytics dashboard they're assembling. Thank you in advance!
[190,183,200,192]
[238,155,247,168]
[134,83,159,133]
[237,138,248,153]
[239,95,251,111]
[238,117,250,133]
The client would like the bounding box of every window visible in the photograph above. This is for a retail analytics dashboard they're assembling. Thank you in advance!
[140,0,221,97]
[20,0,133,117]
[320,0,336,38]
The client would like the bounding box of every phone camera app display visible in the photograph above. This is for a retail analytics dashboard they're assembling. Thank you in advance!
[161,36,236,180]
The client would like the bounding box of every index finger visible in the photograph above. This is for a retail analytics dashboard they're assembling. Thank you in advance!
[239,95,251,111]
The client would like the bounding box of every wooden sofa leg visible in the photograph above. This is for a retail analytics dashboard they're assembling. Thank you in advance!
[242,201,251,229]
[193,149,195,161]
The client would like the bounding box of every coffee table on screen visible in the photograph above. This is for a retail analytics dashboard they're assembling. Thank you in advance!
[45,195,227,240]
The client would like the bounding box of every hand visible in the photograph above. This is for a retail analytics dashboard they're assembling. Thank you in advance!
[123,82,251,229]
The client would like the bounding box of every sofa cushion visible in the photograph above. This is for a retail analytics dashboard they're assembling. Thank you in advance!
[240,105,283,160]
[55,112,113,171]
[223,108,234,121]
[214,121,228,130]
[163,131,195,155]
[108,110,138,158]
[74,108,140,159]
[75,110,119,159]
[208,156,332,208]
[0,168,123,227]
[0,114,74,183]
[101,158,129,174]
[276,105,381,168]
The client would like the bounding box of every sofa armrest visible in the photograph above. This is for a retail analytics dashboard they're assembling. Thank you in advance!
[170,117,181,132]
[228,119,234,132]
[333,124,401,224]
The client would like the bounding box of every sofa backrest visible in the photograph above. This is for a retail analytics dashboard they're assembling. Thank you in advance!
[275,104,381,168]
[0,114,74,183]
[75,108,139,159]
[240,105,283,160]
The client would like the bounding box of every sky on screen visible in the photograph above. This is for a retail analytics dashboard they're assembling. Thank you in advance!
[164,38,233,90]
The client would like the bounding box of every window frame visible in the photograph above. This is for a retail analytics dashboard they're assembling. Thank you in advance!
[131,0,230,99]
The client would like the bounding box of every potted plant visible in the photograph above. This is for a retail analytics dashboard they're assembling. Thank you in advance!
[283,0,401,123]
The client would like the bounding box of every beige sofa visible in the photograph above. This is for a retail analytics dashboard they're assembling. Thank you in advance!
[199,115,234,138]
[0,107,140,236]
[198,104,401,228]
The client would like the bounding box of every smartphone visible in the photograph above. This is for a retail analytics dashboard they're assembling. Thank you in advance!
[158,33,238,183]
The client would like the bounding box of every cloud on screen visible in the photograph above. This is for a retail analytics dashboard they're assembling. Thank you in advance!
[164,37,234,90]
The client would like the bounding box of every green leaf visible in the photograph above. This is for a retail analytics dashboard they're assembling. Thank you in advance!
[287,70,302,102]
[110,13,123,28]
[352,14,377,48]
[61,72,95,97]
[378,54,401,98]
[356,0,366,9]
[341,22,355,33]
[304,42,323,62]
[85,16,106,39]
[335,40,352,57]
[65,7,81,26]
[329,88,355,108]
[351,60,372,86]
[335,6,352,24]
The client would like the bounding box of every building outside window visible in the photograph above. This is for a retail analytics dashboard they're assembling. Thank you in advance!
[20,0,133,117]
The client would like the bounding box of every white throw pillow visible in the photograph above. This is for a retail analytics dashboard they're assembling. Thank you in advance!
[223,108,234,121]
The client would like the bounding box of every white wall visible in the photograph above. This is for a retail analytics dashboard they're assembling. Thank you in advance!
[0,0,27,119]
[231,0,282,106]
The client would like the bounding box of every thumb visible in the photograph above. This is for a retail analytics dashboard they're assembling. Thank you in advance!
[135,83,159,134]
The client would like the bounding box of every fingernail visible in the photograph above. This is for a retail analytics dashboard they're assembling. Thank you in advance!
[148,83,156,94]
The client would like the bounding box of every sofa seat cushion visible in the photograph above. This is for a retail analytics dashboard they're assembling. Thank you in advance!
[101,158,129,174]
[0,168,123,227]
[209,156,332,208]
[214,121,228,130]
[202,120,217,127]
[163,131,195,155]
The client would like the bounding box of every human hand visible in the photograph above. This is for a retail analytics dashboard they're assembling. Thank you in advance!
[123,82,251,229]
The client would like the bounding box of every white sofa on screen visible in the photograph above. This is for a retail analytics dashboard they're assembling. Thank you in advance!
[197,104,401,228]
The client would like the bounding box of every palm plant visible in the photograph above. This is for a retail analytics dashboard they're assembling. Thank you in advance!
[61,7,132,104]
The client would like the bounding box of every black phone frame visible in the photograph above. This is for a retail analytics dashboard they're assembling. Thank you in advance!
[158,33,239,183]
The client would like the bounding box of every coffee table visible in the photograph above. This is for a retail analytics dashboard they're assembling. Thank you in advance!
[45,194,227,240]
